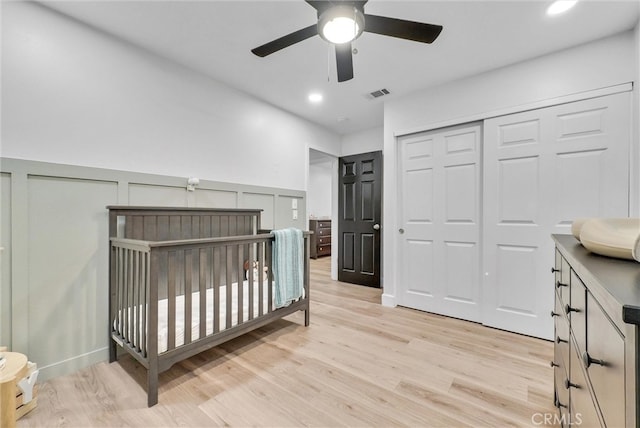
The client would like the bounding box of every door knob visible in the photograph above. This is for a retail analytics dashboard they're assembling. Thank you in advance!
[373,224,380,231]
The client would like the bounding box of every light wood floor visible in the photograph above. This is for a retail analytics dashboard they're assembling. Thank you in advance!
[19,257,557,427]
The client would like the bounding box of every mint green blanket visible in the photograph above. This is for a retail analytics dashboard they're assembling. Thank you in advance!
[273,228,304,308]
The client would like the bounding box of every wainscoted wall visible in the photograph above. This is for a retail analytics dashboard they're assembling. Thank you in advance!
[0,157,305,380]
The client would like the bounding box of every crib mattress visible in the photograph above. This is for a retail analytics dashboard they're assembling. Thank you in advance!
[117,280,270,354]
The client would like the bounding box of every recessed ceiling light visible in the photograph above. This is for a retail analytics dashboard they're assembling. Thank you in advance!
[547,0,578,16]
[308,93,323,103]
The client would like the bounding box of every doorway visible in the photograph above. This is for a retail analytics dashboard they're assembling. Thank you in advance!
[308,148,338,278]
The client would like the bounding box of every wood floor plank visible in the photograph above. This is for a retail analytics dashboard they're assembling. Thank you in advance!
[17,256,556,427]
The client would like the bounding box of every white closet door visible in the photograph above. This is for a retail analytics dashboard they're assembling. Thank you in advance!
[482,92,630,339]
[398,123,482,322]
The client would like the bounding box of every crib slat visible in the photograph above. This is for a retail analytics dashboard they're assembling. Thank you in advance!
[135,250,141,351]
[212,216,221,238]
[220,216,228,237]
[198,248,207,340]
[119,247,124,337]
[157,216,169,241]
[132,216,144,240]
[133,250,140,351]
[225,246,232,329]
[142,251,149,357]
[202,216,211,238]
[140,249,145,351]
[229,216,237,237]
[116,247,122,335]
[123,248,129,342]
[237,244,243,325]
[182,216,192,240]
[184,249,192,345]
[143,216,157,241]
[248,244,254,320]
[129,248,136,342]
[167,251,176,351]
[125,216,133,238]
[192,216,200,240]
[212,247,220,334]
[258,242,264,317]
[169,216,181,240]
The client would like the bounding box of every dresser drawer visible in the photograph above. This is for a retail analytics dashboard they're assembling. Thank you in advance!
[568,345,602,428]
[316,221,331,229]
[317,236,331,246]
[569,270,587,355]
[316,227,331,237]
[317,245,331,256]
[553,344,570,417]
[586,292,625,428]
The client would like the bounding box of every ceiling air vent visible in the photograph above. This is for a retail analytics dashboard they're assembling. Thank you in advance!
[366,88,391,100]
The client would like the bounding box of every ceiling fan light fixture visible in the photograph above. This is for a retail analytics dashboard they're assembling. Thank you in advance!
[318,5,365,44]
[546,0,578,16]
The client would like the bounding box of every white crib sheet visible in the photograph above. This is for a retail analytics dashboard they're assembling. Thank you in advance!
[116,280,270,354]
[157,280,269,353]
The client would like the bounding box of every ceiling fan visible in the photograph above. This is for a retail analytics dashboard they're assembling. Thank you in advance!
[251,1,443,82]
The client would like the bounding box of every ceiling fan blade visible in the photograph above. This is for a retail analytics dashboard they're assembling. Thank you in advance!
[335,43,354,82]
[364,14,443,44]
[305,1,330,13]
[251,24,318,57]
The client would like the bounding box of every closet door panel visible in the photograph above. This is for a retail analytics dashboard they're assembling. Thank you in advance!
[550,96,630,226]
[483,106,549,338]
[398,123,481,322]
[483,92,630,339]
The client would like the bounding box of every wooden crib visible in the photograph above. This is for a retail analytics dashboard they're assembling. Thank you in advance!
[107,206,310,407]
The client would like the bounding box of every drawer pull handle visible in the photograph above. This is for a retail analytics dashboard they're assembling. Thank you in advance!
[550,361,559,368]
[551,267,560,273]
[564,379,579,389]
[582,352,606,368]
[554,397,568,409]
[565,304,580,314]
[556,281,568,289]
[556,336,568,344]
[550,311,559,318]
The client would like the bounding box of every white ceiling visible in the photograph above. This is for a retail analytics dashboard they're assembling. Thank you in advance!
[41,0,639,135]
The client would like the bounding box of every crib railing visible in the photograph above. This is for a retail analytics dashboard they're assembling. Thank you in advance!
[109,233,309,366]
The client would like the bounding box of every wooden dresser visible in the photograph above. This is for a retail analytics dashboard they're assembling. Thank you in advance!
[309,219,331,259]
[552,234,639,427]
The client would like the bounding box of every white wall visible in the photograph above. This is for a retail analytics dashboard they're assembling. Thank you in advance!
[382,30,639,306]
[340,126,383,157]
[308,161,333,219]
[1,2,341,191]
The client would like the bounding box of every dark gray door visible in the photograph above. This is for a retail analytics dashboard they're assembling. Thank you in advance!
[338,151,382,287]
